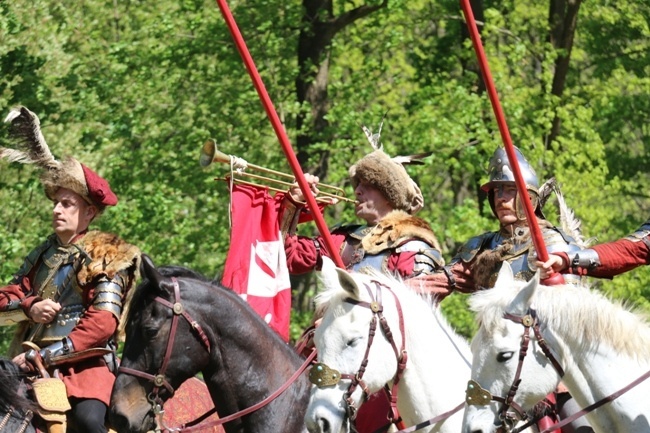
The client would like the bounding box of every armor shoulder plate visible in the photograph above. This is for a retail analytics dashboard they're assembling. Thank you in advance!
[395,240,445,275]
[333,224,369,240]
[11,235,56,284]
[625,219,650,242]
[453,232,499,263]
[93,273,126,319]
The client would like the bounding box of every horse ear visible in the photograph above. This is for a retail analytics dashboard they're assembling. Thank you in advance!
[318,257,339,293]
[494,261,515,288]
[507,271,539,316]
[140,254,165,289]
[336,268,360,297]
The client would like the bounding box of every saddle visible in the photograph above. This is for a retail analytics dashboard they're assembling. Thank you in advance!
[31,377,70,433]
[23,342,117,433]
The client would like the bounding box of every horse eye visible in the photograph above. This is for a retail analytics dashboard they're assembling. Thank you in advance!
[346,337,362,347]
[496,351,515,363]
[144,327,159,339]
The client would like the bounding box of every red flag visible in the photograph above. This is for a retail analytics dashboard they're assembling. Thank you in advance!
[222,183,292,341]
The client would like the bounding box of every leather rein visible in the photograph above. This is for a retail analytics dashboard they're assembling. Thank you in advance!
[0,407,33,433]
[118,277,315,433]
[465,307,650,433]
[309,279,407,430]
[309,280,465,433]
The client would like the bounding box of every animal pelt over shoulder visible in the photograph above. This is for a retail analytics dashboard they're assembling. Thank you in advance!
[75,231,141,285]
[472,220,553,289]
[361,210,440,254]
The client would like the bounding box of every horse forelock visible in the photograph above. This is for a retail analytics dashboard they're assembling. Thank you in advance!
[471,279,650,359]
[318,269,462,345]
[121,265,214,333]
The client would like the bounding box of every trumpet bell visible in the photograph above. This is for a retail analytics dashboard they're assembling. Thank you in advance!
[199,139,218,167]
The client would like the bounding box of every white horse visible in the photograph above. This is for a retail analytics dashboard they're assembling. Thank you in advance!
[304,261,472,433]
[463,262,650,433]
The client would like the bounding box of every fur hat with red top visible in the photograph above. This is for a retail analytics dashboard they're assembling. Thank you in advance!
[1,106,117,210]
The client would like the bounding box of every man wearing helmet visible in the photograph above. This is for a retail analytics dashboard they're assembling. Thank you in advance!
[282,147,444,281]
[0,107,140,433]
[281,143,444,433]
[418,146,583,298]
[414,145,592,433]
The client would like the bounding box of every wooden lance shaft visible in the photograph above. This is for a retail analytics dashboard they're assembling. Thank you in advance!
[213,0,345,269]
[460,0,564,285]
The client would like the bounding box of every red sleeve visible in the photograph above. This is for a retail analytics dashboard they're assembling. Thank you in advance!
[68,306,118,351]
[0,280,42,315]
[0,284,28,308]
[284,232,346,274]
[284,235,319,274]
[590,239,650,278]
[68,283,120,350]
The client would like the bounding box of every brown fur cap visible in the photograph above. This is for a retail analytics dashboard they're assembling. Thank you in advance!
[349,150,423,215]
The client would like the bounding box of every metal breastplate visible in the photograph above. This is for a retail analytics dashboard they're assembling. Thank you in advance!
[350,251,390,274]
[27,245,84,345]
[483,227,582,287]
[339,227,391,275]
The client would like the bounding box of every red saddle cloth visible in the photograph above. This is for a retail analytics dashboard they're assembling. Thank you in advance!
[163,377,225,432]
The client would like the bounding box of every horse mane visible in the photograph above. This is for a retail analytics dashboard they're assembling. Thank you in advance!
[0,358,36,413]
[316,269,469,351]
[120,265,218,335]
[469,280,650,359]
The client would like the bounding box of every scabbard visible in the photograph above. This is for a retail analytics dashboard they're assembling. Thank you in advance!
[48,347,113,366]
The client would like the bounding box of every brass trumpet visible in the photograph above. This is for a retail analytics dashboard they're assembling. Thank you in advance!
[199,139,355,203]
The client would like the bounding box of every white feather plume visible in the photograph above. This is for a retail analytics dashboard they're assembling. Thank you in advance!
[1,106,60,169]
[539,177,594,248]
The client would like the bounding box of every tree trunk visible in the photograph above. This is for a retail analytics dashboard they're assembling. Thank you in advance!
[546,0,583,146]
[292,0,388,307]
[295,0,388,177]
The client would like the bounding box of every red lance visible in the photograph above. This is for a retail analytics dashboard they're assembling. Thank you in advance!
[460,0,564,284]
[213,0,345,269]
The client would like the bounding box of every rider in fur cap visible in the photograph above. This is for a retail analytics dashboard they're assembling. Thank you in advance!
[281,122,443,433]
[281,123,442,281]
[0,107,140,433]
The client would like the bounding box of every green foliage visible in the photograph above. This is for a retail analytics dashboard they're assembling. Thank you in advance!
[0,0,649,354]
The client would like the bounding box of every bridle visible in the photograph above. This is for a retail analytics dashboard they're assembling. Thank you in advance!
[467,306,650,433]
[308,280,407,430]
[117,276,316,433]
[118,277,212,425]
[465,308,564,433]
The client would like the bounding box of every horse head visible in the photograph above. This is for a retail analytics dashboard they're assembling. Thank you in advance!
[462,262,563,433]
[109,254,213,433]
[305,263,404,433]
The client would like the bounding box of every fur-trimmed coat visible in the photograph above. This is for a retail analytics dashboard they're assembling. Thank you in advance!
[0,230,140,406]
[285,210,442,279]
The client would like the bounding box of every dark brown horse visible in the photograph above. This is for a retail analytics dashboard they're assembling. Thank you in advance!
[109,255,311,433]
